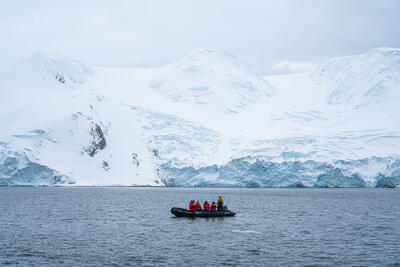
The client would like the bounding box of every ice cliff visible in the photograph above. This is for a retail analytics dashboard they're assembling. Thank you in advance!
[160,156,400,188]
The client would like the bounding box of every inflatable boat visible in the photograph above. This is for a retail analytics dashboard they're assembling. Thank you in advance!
[171,207,236,218]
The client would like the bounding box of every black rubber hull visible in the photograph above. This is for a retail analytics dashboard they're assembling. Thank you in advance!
[171,207,236,218]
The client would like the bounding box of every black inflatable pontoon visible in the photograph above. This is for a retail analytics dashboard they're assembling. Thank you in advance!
[171,207,236,218]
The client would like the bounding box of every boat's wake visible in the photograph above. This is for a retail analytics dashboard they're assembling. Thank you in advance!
[231,230,263,234]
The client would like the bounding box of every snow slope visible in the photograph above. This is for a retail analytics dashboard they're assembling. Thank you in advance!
[0,53,157,186]
[1,48,400,187]
[312,47,400,109]
[149,49,275,114]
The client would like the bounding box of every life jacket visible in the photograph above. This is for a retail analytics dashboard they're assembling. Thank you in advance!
[203,203,210,211]
[189,202,196,211]
[211,203,217,211]
[217,198,224,206]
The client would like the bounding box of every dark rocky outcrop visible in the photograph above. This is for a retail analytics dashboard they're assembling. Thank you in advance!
[102,160,109,171]
[86,123,107,157]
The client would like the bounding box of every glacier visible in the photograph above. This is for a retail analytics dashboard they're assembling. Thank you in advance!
[159,156,400,188]
[0,150,74,186]
[1,48,400,187]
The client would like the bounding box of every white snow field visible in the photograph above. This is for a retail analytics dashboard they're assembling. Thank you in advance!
[1,48,399,187]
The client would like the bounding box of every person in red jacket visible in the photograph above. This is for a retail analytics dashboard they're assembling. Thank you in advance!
[195,201,202,211]
[203,201,210,211]
[189,200,197,211]
[210,201,217,211]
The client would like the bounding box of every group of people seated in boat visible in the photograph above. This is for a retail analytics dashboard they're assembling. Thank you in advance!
[188,196,224,212]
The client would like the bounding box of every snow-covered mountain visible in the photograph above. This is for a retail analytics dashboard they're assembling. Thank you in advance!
[312,47,400,109]
[1,48,400,187]
[149,49,275,114]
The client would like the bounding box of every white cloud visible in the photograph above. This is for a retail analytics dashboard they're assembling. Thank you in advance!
[273,61,317,74]
[0,0,399,73]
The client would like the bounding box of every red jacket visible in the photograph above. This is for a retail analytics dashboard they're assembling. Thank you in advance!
[203,203,210,211]
[196,203,202,210]
[211,203,217,211]
[189,202,196,211]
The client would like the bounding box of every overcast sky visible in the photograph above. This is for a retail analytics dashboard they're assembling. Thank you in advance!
[1,0,399,74]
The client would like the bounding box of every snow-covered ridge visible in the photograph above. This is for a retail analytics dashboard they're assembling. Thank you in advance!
[8,52,93,84]
[149,48,275,114]
[312,47,400,108]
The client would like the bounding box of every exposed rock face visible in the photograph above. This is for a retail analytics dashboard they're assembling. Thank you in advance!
[132,153,139,167]
[102,160,110,171]
[132,153,139,176]
[86,123,107,157]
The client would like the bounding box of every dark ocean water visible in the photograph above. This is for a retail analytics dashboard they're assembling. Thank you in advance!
[0,187,399,266]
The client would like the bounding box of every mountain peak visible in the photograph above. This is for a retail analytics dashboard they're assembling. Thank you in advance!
[186,48,239,60]
[14,52,93,84]
[176,48,256,75]
[369,47,400,54]
[312,46,400,107]
[150,48,275,113]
